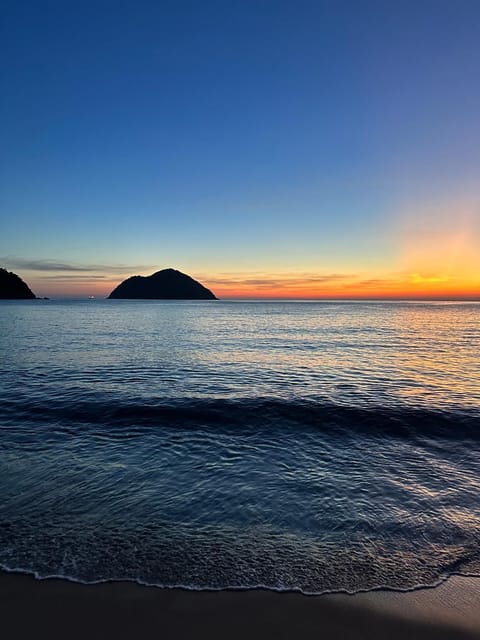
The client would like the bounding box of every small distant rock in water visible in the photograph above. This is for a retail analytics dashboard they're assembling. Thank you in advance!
[108,268,218,300]
[0,267,36,299]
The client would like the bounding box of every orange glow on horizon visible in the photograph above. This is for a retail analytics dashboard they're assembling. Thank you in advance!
[26,274,480,300]
[24,264,480,299]
[393,199,480,298]
[209,279,479,300]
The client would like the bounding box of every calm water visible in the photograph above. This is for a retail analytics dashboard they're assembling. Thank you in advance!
[0,299,479,593]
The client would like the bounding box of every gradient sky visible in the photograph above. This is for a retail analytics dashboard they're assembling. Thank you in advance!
[1,0,479,298]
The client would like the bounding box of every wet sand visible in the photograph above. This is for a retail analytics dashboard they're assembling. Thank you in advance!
[1,571,479,639]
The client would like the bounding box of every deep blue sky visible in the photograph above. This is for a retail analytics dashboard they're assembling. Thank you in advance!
[1,0,479,296]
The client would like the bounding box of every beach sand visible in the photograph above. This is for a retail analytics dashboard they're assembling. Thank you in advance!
[1,572,479,639]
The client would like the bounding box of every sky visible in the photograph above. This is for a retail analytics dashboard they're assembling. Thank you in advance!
[1,0,479,298]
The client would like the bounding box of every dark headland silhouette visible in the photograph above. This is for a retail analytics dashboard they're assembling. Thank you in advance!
[0,268,36,299]
[108,268,217,300]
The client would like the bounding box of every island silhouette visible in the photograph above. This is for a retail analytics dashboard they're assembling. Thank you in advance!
[108,268,217,300]
[0,268,36,299]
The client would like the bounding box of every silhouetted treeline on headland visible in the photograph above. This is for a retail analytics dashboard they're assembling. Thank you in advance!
[109,268,217,299]
[0,268,36,299]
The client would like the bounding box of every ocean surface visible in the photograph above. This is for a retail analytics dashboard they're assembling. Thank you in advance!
[0,299,479,594]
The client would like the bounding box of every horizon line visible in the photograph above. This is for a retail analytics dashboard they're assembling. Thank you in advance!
[20,295,480,302]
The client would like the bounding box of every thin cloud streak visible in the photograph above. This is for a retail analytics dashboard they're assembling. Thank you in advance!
[1,256,154,274]
[201,272,357,287]
[198,271,369,298]
[37,275,108,280]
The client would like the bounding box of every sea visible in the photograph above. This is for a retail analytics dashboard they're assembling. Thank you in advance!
[0,299,479,594]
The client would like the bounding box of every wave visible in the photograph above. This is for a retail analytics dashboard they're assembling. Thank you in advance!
[2,396,479,439]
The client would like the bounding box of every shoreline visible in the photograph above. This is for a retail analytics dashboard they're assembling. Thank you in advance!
[1,571,479,639]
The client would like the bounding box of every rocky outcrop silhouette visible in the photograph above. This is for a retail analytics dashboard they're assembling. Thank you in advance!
[108,268,217,300]
[0,268,36,299]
